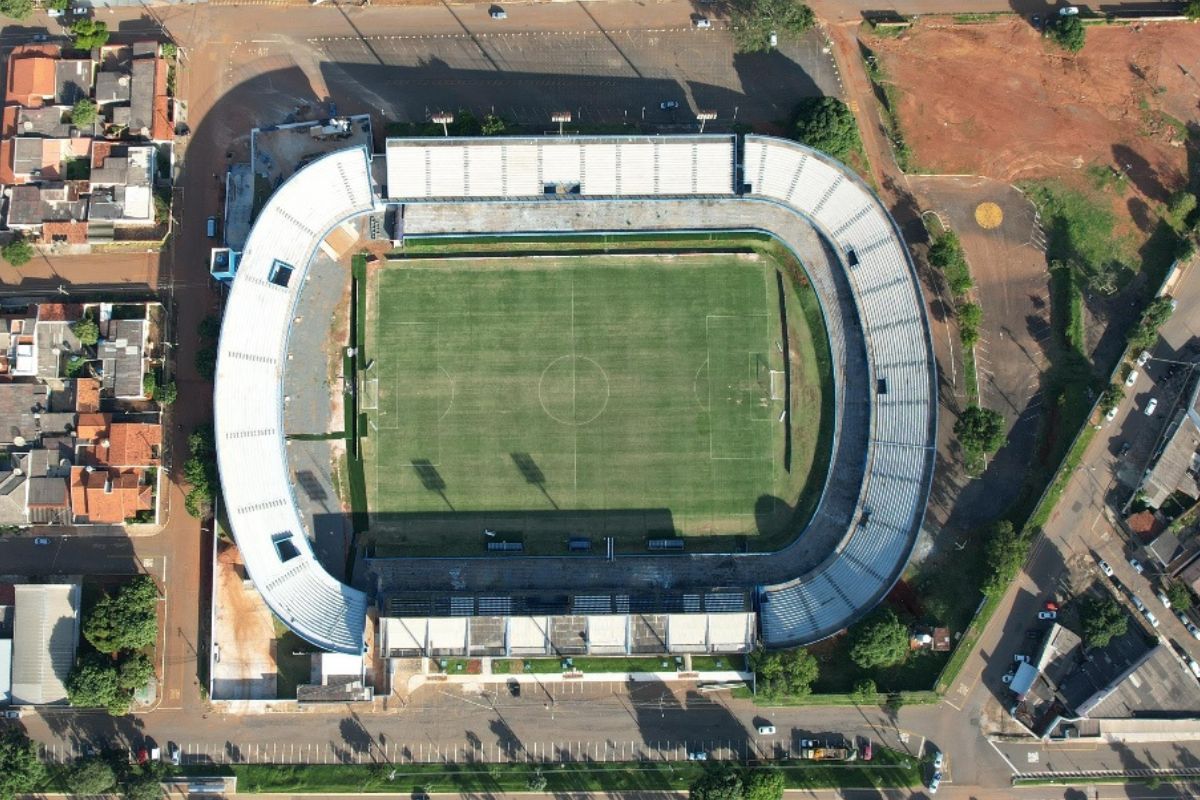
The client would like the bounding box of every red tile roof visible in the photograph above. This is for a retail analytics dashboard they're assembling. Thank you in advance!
[70,467,153,524]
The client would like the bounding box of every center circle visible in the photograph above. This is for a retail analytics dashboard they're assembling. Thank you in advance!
[538,355,610,426]
[975,201,1003,229]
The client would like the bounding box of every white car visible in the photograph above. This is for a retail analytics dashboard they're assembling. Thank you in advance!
[1188,659,1200,679]
[932,750,944,770]
[1158,592,1172,609]
[1099,559,1114,577]
[1125,370,1139,387]
[928,772,942,794]
[1146,398,1159,416]
[1189,623,1200,642]
[1014,654,1030,664]
[1137,350,1151,367]
[694,17,712,28]
[1059,5,1079,14]
[1144,609,1160,628]
[1129,557,1144,574]
[756,725,776,735]
[1105,405,1119,422]
[1132,595,1146,611]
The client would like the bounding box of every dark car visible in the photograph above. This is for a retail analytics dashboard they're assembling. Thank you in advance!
[507,679,520,697]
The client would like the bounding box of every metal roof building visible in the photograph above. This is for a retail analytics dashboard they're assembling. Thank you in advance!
[10,583,80,706]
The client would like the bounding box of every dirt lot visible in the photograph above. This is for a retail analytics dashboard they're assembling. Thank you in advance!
[869,19,1197,201]
[212,541,278,700]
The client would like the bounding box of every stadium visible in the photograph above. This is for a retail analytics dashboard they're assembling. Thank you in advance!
[213,134,937,659]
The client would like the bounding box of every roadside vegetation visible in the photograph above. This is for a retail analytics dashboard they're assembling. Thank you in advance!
[1,235,33,267]
[0,728,43,800]
[860,47,915,172]
[183,424,219,518]
[749,647,819,700]
[194,314,220,381]
[67,576,160,715]
[729,0,815,53]
[1080,596,1129,648]
[1046,14,1085,53]
[790,97,861,164]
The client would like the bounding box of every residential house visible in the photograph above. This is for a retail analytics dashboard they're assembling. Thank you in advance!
[0,443,72,527]
[75,413,161,467]
[5,45,59,109]
[88,143,155,226]
[5,182,89,236]
[71,412,160,524]
[1138,377,1200,509]
[95,42,171,142]
[54,59,93,108]
[0,309,37,377]
[0,383,54,446]
[69,467,154,524]
[97,314,149,399]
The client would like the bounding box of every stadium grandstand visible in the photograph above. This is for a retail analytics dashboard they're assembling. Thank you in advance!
[213,134,935,657]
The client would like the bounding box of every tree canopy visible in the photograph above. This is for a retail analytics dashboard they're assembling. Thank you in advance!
[742,769,785,800]
[1,236,33,267]
[67,653,128,714]
[0,728,44,800]
[749,647,819,699]
[72,315,100,347]
[1187,0,1200,21]
[71,98,98,128]
[71,18,111,50]
[1048,15,1085,52]
[848,609,909,670]
[1167,581,1194,612]
[0,0,32,21]
[1081,596,1128,648]
[82,574,159,654]
[791,97,860,162]
[851,678,878,704]
[982,520,1027,596]
[689,765,744,800]
[65,758,117,796]
[954,405,1006,455]
[730,0,814,53]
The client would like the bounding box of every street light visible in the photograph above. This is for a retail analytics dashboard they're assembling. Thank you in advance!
[431,112,454,137]
[551,111,572,136]
[696,110,717,134]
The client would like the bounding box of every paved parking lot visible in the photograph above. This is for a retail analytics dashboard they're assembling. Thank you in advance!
[310,27,840,127]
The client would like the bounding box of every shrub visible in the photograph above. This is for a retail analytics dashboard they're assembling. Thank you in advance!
[1048,15,1085,52]
[1167,581,1194,612]
[928,230,973,296]
[1,236,33,267]
[142,371,157,399]
[1188,0,1200,20]
[749,647,819,699]
[848,609,909,669]
[153,381,178,406]
[0,0,32,20]
[0,728,44,798]
[1081,596,1128,647]
[1128,297,1175,352]
[730,0,814,53]
[70,98,98,127]
[957,301,982,347]
[851,678,877,704]
[481,114,507,136]
[982,520,1027,597]
[65,758,117,795]
[194,345,217,381]
[954,405,1006,455]
[791,97,860,162]
[198,315,222,340]
[65,355,88,378]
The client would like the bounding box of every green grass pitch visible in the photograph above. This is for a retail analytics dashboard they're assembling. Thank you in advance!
[363,252,819,556]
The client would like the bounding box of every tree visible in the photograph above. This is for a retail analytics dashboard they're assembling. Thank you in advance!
[195,345,217,381]
[1048,15,1085,52]
[82,575,160,654]
[1098,382,1123,416]
[525,770,548,792]
[1166,581,1194,612]
[851,678,877,704]
[750,647,819,698]
[1188,0,1200,20]
[70,98,98,127]
[730,0,814,53]
[121,767,165,800]
[928,230,973,296]
[954,405,1006,455]
[848,609,909,670]
[72,315,100,346]
[198,315,222,340]
[0,727,45,800]
[184,424,218,518]
[791,97,860,162]
[65,758,117,796]
[0,0,32,20]
[67,654,128,715]
[118,652,156,693]
[481,114,507,136]
[742,769,785,800]
[1129,297,1175,352]
[47,0,69,9]
[153,381,178,406]
[982,520,1027,596]
[1,236,33,267]
[142,371,157,399]
[1166,191,1198,232]
[71,18,111,50]
[688,764,743,800]
[1081,596,1128,648]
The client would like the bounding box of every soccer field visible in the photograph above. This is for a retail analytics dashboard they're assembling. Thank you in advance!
[363,252,822,555]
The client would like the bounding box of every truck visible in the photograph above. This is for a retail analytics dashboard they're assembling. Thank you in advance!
[799,744,858,761]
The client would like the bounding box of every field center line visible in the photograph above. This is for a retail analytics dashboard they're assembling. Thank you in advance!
[571,280,577,496]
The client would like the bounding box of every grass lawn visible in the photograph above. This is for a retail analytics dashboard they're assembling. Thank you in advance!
[272,618,313,699]
[363,251,827,556]
[570,656,680,673]
[186,752,921,793]
[690,654,744,671]
[492,658,566,674]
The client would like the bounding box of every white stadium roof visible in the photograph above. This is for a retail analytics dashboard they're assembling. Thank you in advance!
[217,134,933,654]
[214,147,373,654]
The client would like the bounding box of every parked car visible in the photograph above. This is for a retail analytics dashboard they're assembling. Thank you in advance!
[1188,659,1200,679]
[1119,441,1132,457]
[1129,557,1145,574]
[489,7,507,19]
[1146,398,1159,416]
[1098,559,1114,577]
[1178,610,1191,626]
[694,16,712,28]
[1059,5,1079,14]
[206,216,219,238]
[687,751,708,761]
[756,725,776,735]
[1038,611,1056,620]
[1125,370,1139,387]
[1105,405,1119,422]
[859,737,872,761]
[1132,595,1146,611]
[1158,591,1173,609]
[33,537,49,545]
[660,100,680,110]
[1002,672,1014,684]
[931,750,944,770]
[168,743,181,766]
[768,30,778,47]
[507,679,520,697]
[2,709,20,719]
[1137,350,1151,367]
[1045,601,1059,612]
[1014,654,1031,664]
[928,772,942,794]
[1189,623,1200,642]
[1144,609,1160,628]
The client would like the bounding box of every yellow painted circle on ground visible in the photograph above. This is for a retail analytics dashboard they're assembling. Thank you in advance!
[975,202,1003,229]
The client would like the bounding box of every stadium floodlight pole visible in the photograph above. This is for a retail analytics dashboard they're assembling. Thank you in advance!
[431,112,454,137]
[696,110,717,134]
[551,111,572,136]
